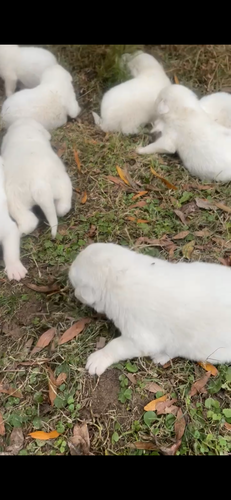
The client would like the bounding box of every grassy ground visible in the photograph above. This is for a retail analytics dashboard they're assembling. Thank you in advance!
[0,45,231,456]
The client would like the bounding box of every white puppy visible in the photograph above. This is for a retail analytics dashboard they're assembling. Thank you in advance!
[92,51,171,134]
[0,45,57,97]
[200,91,231,128]
[69,242,231,376]
[0,157,27,281]
[1,118,73,238]
[136,84,231,182]
[1,64,81,130]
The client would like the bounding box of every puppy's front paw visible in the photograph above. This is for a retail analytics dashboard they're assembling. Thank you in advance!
[6,261,28,282]
[152,353,171,366]
[136,147,146,155]
[86,349,113,376]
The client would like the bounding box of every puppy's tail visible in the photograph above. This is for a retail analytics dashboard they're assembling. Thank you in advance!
[32,181,58,238]
[92,111,103,128]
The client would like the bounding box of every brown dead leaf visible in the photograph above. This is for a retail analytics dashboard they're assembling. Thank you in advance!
[57,143,66,157]
[96,337,106,349]
[156,399,177,415]
[0,383,22,398]
[135,236,173,248]
[107,175,125,186]
[218,256,231,266]
[174,74,179,84]
[175,408,186,440]
[29,430,60,440]
[126,373,137,384]
[130,441,157,450]
[129,200,147,209]
[145,382,164,393]
[68,422,92,455]
[18,359,50,366]
[215,201,231,214]
[55,373,67,386]
[25,283,60,293]
[194,229,211,237]
[151,167,177,190]
[197,361,218,376]
[195,198,216,210]
[144,394,168,411]
[0,411,5,436]
[31,328,56,355]
[190,372,211,397]
[163,360,172,368]
[182,240,195,259]
[116,165,130,185]
[86,225,97,238]
[174,209,187,225]
[172,230,190,240]
[164,405,179,415]
[224,422,231,431]
[6,428,24,454]
[80,191,88,204]
[132,191,148,200]
[160,440,182,455]
[58,318,91,345]
[47,367,58,406]
[74,150,81,172]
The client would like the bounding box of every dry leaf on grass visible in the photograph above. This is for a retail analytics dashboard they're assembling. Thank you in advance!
[107,175,125,187]
[174,209,187,225]
[190,372,211,396]
[31,328,56,355]
[57,143,66,157]
[197,361,218,376]
[175,408,186,440]
[160,440,182,455]
[182,240,195,259]
[218,256,231,266]
[135,236,173,249]
[81,191,88,204]
[172,230,190,240]
[174,74,179,84]
[156,399,177,415]
[150,167,177,190]
[18,359,50,366]
[47,367,58,405]
[137,219,149,224]
[0,383,22,398]
[29,430,60,440]
[6,428,24,454]
[130,441,157,450]
[55,373,67,386]
[195,198,216,210]
[129,200,147,209]
[194,229,211,237]
[145,382,164,393]
[25,283,60,293]
[58,318,91,345]
[116,166,130,185]
[132,191,148,199]
[96,337,106,349]
[126,373,137,384]
[144,394,168,411]
[86,225,97,238]
[68,423,93,455]
[224,423,231,431]
[0,411,5,436]
[215,201,231,214]
[74,150,81,172]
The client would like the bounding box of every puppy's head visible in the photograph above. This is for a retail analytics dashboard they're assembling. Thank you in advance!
[154,84,200,121]
[126,52,162,77]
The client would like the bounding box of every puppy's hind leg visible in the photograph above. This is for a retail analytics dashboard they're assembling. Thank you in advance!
[2,222,27,281]
[32,181,58,238]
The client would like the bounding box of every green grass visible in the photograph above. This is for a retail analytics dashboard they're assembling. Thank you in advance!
[0,45,231,455]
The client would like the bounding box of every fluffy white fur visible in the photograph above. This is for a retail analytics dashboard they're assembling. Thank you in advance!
[200,92,231,128]
[0,45,57,97]
[0,157,27,281]
[92,51,171,134]
[1,118,73,238]
[69,242,231,376]
[136,84,231,182]
[1,64,81,130]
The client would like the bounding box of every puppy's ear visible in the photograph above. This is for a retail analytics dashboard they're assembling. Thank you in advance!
[78,285,100,306]
[157,99,169,115]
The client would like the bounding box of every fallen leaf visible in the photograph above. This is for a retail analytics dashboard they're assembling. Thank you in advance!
[135,236,173,248]
[144,394,168,411]
[55,373,67,386]
[18,359,50,366]
[6,428,24,454]
[31,328,56,355]
[47,367,58,405]
[182,240,195,259]
[129,200,147,209]
[172,230,190,240]
[57,143,66,157]
[164,405,179,415]
[174,74,179,84]
[163,361,172,368]
[169,244,177,259]
[190,372,211,397]
[151,167,177,190]
[197,361,218,376]
[116,166,130,185]
[174,408,186,440]
[25,283,60,293]
[194,229,211,237]
[130,441,157,450]
[68,422,92,455]
[86,225,97,238]
[156,399,177,415]
[28,430,60,440]
[181,201,198,216]
[195,198,216,210]
[174,209,187,225]
[0,411,5,436]
[132,191,148,200]
[74,150,81,172]
[224,422,231,431]
[215,201,231,214]
[107,175,125,186]
[96,337,106,349]
[80,191,88,204]
[137,219,149,224]
[145,382,164,393]
[126,373,137,384]
[58,318,91,345]
[0,383,22,398]
[218,256,231,266]
[126,216,136,222]
[160,440,182,455]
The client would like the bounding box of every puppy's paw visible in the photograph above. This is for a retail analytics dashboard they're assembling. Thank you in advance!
[86,349,113,376]
[6,261,28,281]
[136,147,146,154]
[152,353,170,366]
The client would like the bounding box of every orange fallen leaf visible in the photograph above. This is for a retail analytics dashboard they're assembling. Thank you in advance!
[129,200,147,209]
[0,411,5,436]
[56,373,67,386]
[126,216,136,222]
[25,283,60,293]
[58,318,91,345]
[28,430,60,440]
[132,191,148,200]
[172,230,190,240]
[137,219,149,224]
[174,75,179,84]
[0,383,22,398]
[116,166,130,185]
[190,372,211,397]
[175,408,186,440]
[160,439,182,455]
[74,150,81,172]
[224,422,231,431]
[145,382,164,393]
[197,361,218,376]
[144,394,168,411]
[31,328,56,355]
[81,191,88,204]
[151,167,177,190]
